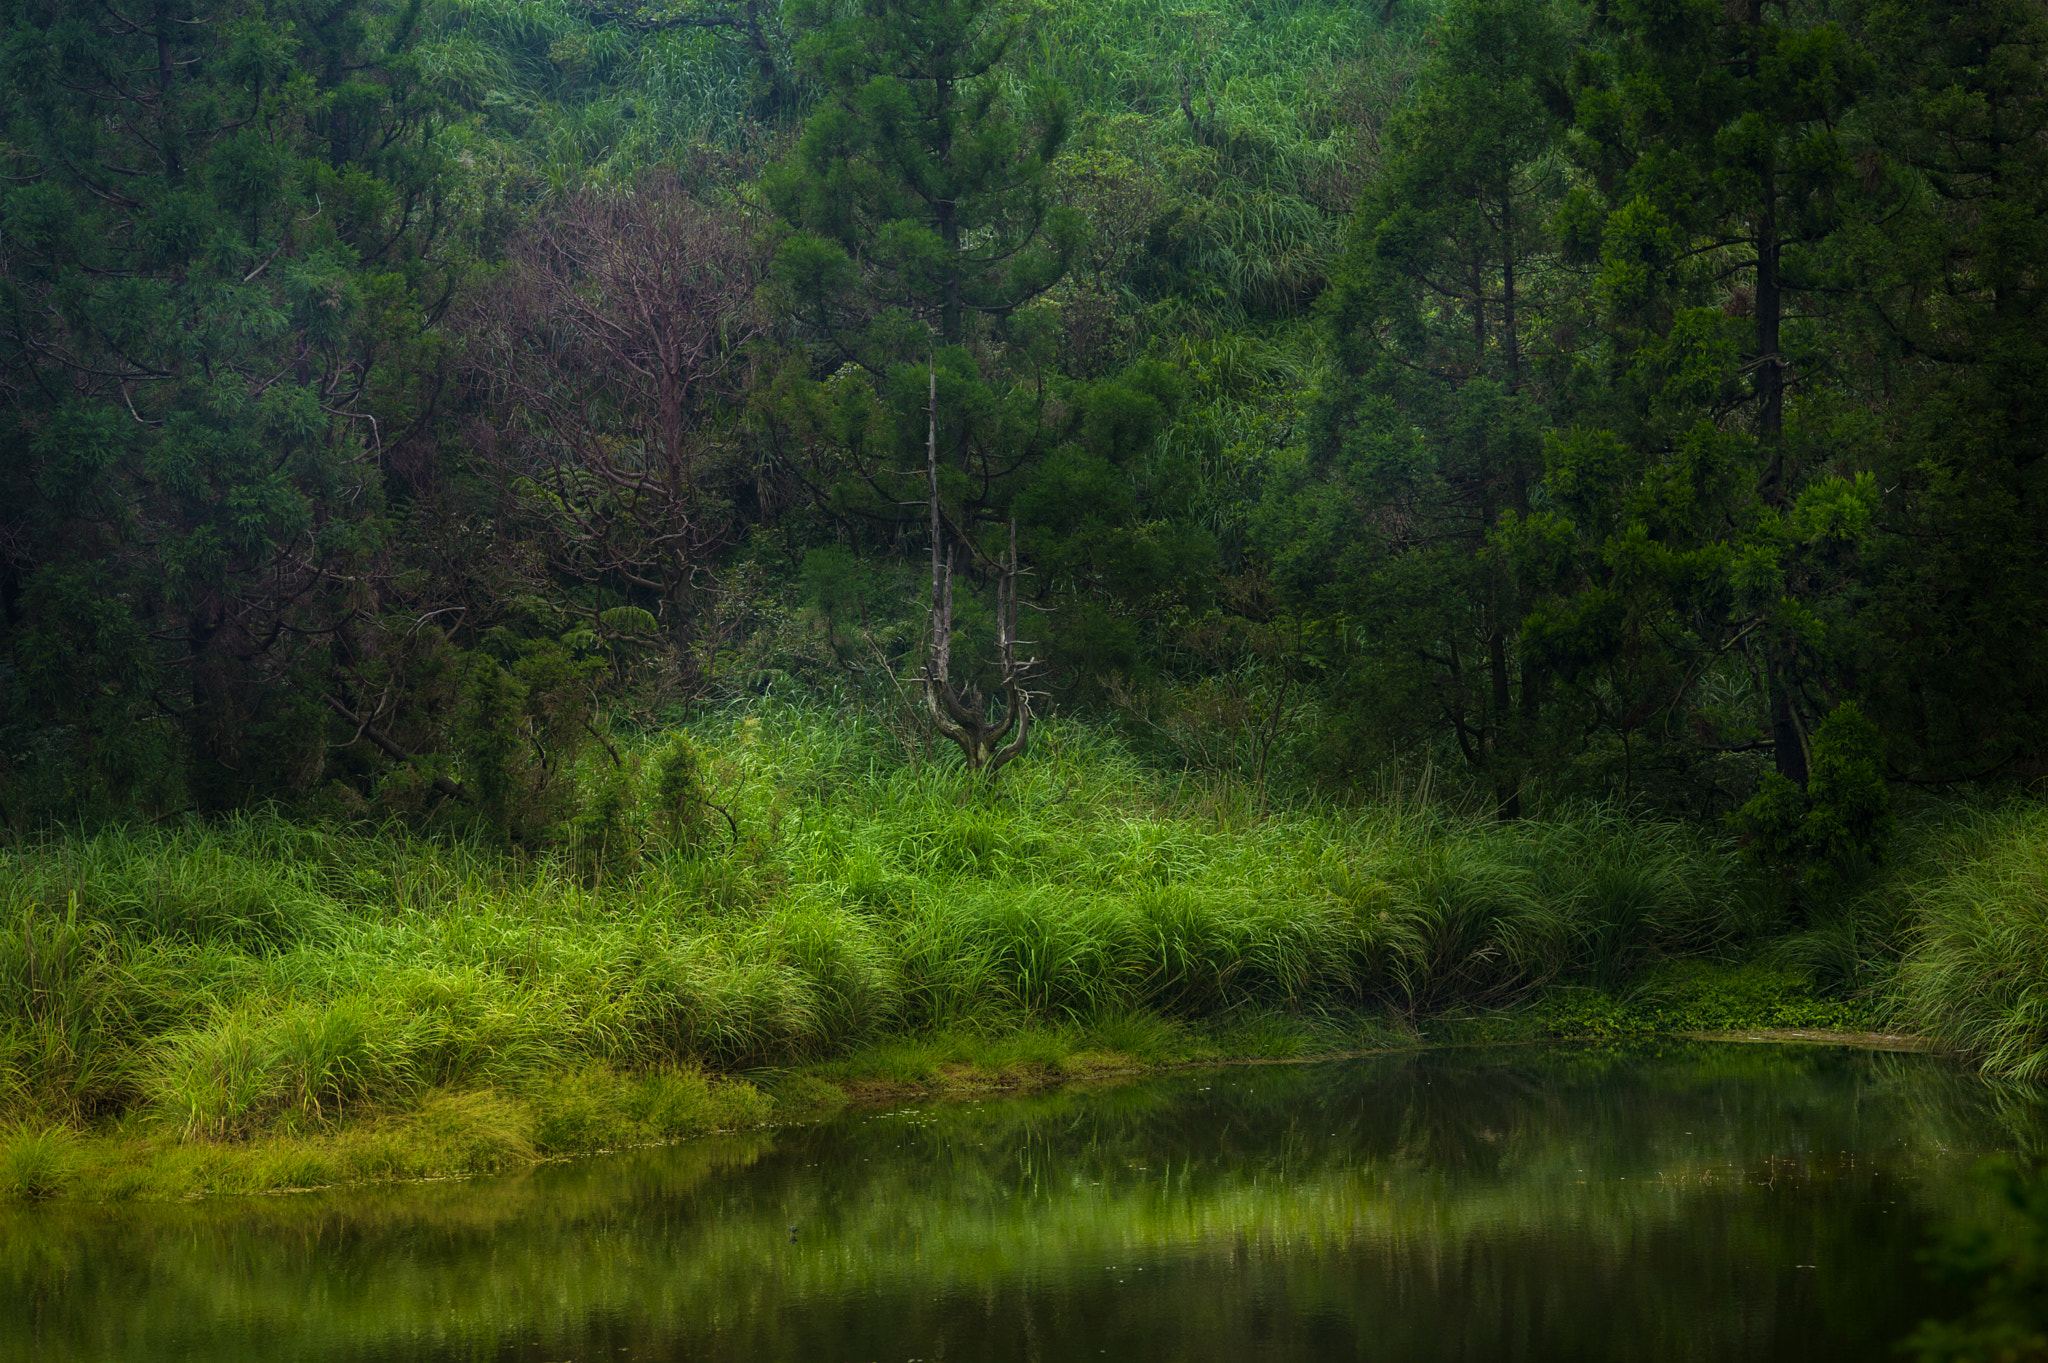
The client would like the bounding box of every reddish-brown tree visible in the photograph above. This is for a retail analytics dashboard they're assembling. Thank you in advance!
[465,179,763,687]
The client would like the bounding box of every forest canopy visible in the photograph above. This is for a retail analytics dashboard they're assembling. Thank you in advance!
[2,0,2045,857]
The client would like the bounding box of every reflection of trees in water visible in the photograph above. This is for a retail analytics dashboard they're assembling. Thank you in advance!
[0,1047,2031,1362]
[1860,1049,2048,1162]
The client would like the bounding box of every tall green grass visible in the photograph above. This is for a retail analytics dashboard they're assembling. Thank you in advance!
[0,704,1785,1147]
[1894,803,2048,1081]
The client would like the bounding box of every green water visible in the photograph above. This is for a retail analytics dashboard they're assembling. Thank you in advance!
[6,1043,2041,1362]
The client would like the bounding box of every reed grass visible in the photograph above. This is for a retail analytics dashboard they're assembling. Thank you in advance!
[0,706,1770,1137]
[7,701,2028,1197]
[1893,803,2048,1081]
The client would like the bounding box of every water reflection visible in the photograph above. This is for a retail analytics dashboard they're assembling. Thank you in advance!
[6,1043,2041,1362]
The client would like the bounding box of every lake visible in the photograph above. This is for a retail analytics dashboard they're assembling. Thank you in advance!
[6,1042,2040,1362]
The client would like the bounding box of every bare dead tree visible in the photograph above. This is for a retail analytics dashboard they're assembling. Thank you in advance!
[920,362,1036,774]
[463,179,762,689]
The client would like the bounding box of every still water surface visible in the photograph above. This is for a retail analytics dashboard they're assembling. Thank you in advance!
[7,1042,2043,1362]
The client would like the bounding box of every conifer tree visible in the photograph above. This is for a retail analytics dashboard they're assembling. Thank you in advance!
[1267,0,1572,816]
[1556,0,1871,792]
[760,0,1110,711]
[765,0,1081,363]
[0,0,466,813]
[1843,0,2048,782]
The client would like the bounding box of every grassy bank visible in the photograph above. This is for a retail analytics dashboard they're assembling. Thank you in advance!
[0,704,2040,1200]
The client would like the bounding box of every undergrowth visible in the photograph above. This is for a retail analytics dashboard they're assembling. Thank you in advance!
[1523,963,1883,1043]
[0,702,2040,1200]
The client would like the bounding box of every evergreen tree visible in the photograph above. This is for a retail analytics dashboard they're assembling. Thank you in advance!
[762,0,1201,702]
[1551,0,1873,797]
[0,0,469,815]
[760,0,1082,567]
[765,0,1080,361]
[1843,0,2048,782]
[1263,0,1572,815]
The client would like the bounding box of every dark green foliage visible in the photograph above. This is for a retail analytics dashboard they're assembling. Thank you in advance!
[458,661,530,844]
[650,733,713,852]
[0,0,467,819]
[1905,1160,2048,1363]
[1529,963,1877,1042]
[1265,0,1573,814]
[1841,0,2048,784]
[1550,0,1876,793]
[572,759,642,886]
[1732,701,1895,888]
[452,646,598,845]
[767,0,1081,352]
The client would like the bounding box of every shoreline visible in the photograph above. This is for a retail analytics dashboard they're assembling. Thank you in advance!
[1,1022,1944,1206]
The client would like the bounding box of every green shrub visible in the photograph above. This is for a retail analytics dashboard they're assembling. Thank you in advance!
[649,733,713,853]
[573,759,642,887]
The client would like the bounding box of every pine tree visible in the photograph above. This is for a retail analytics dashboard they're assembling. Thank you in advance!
[1557,0,1872,791]
[0,0,466,814]
[1269,0,1573,817]
[760,0,1124,713]
[1843,0,2048,782]
[765,0,1081,361]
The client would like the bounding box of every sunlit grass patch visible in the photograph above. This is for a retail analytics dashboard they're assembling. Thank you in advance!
[0,1123,78,1199]
[7,701,2015,1199]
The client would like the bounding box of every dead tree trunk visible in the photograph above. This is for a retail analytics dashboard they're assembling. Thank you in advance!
[921,362,1035,774]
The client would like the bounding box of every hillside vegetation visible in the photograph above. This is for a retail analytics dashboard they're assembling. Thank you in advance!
[3,0,2047,1196]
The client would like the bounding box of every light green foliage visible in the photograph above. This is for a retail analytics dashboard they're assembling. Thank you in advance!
[0,704,1795,1162]
[1895,804,2048,1081]
[0,1124,77,1199]
[650,734,714,852]
[1034,0,1427,343]
[1,710,2045,1200]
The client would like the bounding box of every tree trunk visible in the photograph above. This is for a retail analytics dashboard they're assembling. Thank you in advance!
[1489,628,1521,820]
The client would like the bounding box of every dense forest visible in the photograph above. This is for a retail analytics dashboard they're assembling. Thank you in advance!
[3,0,2048,1232]
[8,0,2045,838]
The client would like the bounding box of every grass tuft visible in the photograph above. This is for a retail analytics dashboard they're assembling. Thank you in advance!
[1894,804,2048,1081]
[0,1123,78,1199]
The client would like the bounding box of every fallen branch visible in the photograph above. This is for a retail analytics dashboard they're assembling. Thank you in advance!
[322,693,469,802]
